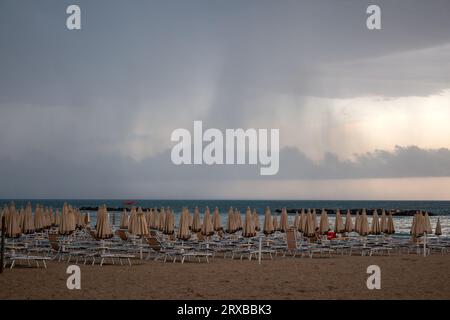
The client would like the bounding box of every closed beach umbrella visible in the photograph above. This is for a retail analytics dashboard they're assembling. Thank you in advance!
[84,212,90,226]
[424,212,432,234]
[303,210,315,237]
[235,209,242,231]
[344,209,353,233]
[319,209,329,234]
[158,207,166,231]
[411,211,425,237]
[293,212,299,229]
[272,215,279,232]
[130,207,148,237]
[163,208,175,235]
[22,203,35,234]
[177,208,191,240]
[34,205,44,231]
[120,209,129,229]
[312,209,318,230]
[5,204,21,238]
[354,211,361,234]
[192,206,202,233]
[386,212,395,234]
[380,209,387,233]
[435,218,442,236]
[243,207,256,238]
[359,209,369,236]
[335,209,344,233]
[201,207,214,236]
[129,207,137,233]
[263,207,273,235]
[226,207,235,233]
[60,203,75,235]
[54,209,61,227]
[299,209,306,233]
[279,208,288,232]
[371,209,381,235]
[253,209,260,231]
[96,205,113,239]
[212,207,222,231]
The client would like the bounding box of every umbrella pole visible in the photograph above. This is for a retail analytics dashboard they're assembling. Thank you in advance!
[1,216,5,273]
[258,236,262,265]
[423,232,427,257]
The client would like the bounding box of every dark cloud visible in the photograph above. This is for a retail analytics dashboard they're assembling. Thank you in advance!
[1,145,449,197]
[1,1,450,197]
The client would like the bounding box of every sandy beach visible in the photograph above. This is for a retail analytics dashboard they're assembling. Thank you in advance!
[1,254,449,300]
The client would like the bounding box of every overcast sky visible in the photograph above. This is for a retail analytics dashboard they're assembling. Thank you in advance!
[1,0,450,199]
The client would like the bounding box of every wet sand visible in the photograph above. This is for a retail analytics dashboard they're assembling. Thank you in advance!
[1,254,449,300]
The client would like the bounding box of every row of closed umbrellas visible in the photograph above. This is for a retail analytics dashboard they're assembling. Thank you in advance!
[1,203,443,239]
[0,202,89,237]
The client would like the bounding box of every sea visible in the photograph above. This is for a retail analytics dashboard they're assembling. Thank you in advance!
[1,199,449,235]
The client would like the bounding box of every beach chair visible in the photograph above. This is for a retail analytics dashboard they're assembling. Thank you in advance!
[116,229,129,241]
[284,228,307,257]
[144,237,179,262]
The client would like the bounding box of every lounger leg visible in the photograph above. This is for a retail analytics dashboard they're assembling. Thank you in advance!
[128,258,131,267]
[10,259,15,269]
[43,260,47,269]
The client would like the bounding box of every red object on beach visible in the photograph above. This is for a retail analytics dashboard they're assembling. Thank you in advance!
[327,231,336,240]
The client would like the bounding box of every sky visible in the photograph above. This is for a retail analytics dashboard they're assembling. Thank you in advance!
[0,0,450,199]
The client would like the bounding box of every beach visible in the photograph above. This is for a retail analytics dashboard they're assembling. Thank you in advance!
[1,254,449,300]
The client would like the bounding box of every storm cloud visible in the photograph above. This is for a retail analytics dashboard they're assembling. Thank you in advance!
[1,0,450,198]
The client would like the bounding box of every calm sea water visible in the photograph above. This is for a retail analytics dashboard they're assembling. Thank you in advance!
[2,200,449,235]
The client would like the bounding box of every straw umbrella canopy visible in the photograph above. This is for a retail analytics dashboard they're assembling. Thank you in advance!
[380,209,387,233]
[370,209,381,235]
[293,212,299,230]
[354,211,361,234]
[226,207,235,233]
[59,203,75,235]
[335,209,345,234]
[163,208,175,235]
[128,207,137,233]
[201,207,214,236]
[435,218,442,236]
[303,210,315,237]
[177,208,191,240]
[411,211,425,237]
[263,207,273,235]
[34,205,44,231]
[279,207,288,232]
[22,203,35,234]
[253,209,260,231]
[96,205,113,239]
[312,209,318,230]
[44,207,52,229]
[235,209,242,231]
[386,212,395,235]
[242,207,256,238]
[212,207,222,231]
[299,209,306,233]
[5,204,21,238]
[54,209,61,227]
[157,207,165,231]
[359,209,369,236]
[120,209,129,229]
[424,212,432,234]
[344,209,353,233]
[192,206,202,233]
[129,207,149,237]
[83,212,90,226]
[272,214,279,232]
[319,209,329,234]
[188,209,193,229]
